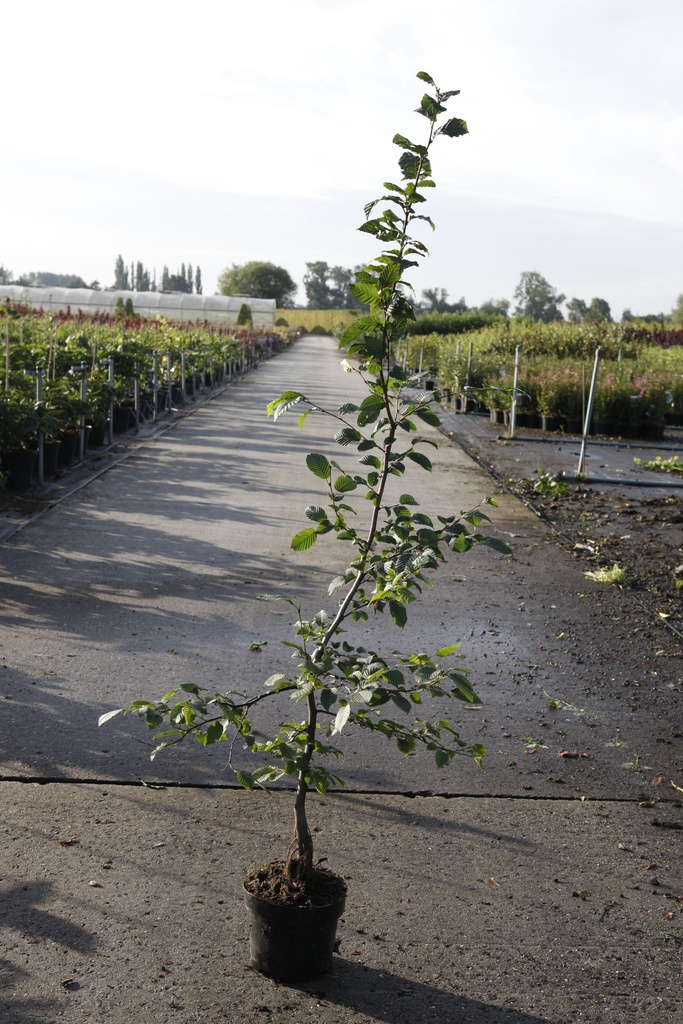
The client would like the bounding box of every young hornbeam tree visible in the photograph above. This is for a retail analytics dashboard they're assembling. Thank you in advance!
[101,73,510,888]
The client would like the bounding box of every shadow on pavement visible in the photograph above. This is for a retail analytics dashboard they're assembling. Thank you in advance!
[294,959,553,1024]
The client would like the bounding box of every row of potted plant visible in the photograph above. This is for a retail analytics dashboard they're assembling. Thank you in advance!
[0,320,288,488]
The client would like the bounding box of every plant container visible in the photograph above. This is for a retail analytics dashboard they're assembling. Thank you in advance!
[3,449,37,490]
[243,865,346,982]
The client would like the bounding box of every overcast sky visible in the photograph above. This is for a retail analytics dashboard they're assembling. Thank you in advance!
[2,0,681,317]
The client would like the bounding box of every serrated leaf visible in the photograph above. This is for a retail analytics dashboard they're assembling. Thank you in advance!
[483,537,513,555]
[306,452,331,479]
[264,673,287,688]
[439,117,468,138]
[331,704,351,736]
[414,407,441,426]
[435,748,450,768]
[334,474,357,493]
[391,692,412,714]
[389,600,407,629]
[291,528,317,552]
[305,505,328,522]
[416,70,435,86]
[98,709,123,726]
[406,451,433,471]
[334,427,362,446]
[237,771,255,790]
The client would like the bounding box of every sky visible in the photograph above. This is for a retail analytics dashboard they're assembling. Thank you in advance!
[1,0,682,318]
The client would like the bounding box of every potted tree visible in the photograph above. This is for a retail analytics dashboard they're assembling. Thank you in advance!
[101,73,511,982]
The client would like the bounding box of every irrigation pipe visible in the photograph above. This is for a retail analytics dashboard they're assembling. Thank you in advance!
[560,473,683,489]
[495,434,683,452]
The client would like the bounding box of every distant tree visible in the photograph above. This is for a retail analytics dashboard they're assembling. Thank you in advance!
[166,272,191,293]
[0,265,12,285]
[566,297,589,323]
[420,288,468,313]
[161,266,170,292]
[303,262,334,308]
[187,264,193,293]
[195,266,202,295]
[477,297,510,317]
[513,271,565,322]
[114,255,130,290]
[237,302,253,325]
[670,294,683,325]
[622,308,664,324]
[218,261,297,307]
[587,297,612,323]
[13,271,88,288]
[135,261,151,292]
[89,280,101,291]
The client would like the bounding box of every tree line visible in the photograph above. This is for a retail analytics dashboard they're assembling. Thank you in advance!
[2,257,681,324]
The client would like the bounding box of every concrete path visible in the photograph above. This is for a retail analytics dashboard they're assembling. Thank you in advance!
[1,336,681,1023]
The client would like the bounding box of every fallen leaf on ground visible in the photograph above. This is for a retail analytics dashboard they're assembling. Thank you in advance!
[58,836,80,846]
[651,775,663,786]
[662,910,675,920]
[641,863,658,871]
[558,749,590,758]
[486,877,500,887]
[639,800,657,808]
[617,843,633,852]
[572,889,590,899]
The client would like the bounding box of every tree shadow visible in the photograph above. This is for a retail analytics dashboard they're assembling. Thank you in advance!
[0,880,96,954]
[289,959,553,1023]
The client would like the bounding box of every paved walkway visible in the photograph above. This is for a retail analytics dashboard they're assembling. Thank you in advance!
[1,337,681,1023]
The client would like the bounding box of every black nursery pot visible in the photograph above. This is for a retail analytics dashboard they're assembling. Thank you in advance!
[244,886,345,982]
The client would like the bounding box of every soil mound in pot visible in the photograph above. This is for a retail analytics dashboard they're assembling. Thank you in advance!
[244,860,346,907]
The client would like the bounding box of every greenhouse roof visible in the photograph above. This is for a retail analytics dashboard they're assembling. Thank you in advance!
[0,286,276,326]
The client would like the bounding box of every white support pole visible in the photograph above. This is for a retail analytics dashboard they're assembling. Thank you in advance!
[577,346,602,477]
[509,346,521,439]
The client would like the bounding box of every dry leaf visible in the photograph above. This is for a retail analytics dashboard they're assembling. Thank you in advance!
[486,877,500,887]
[639,800,657,808]
[572,889,589,899]
[58,836,80,847]
[617,843,632,852]
[651,775,664,786]
[641,863,658,871]
[662,910,674,920]
[558,749,590,759]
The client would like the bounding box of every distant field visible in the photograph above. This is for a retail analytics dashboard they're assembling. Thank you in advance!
[275,309,362,336]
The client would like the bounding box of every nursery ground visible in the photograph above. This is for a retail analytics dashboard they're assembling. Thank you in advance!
[0,335,681,1023]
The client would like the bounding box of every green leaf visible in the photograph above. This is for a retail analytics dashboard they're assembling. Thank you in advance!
[414,406,441,426]
[483,537,513,555]
[305,505,328,522]
[331,704,350,736]
[389,600,407,629]
[205,721,223,744]
[334,427,362,446]
[267,391,305,420]
[236,771,255,791]
[334,475,357,493]
[291,528,317,552]
[406,451,433,471]
[436,644,460,657]
[98,709,123,726]
[306,453,331,479]
[391,692,412,714]
[435,748,451,768]
[416,71,435,86]
[439,117,468,138]
[399,493,419,505]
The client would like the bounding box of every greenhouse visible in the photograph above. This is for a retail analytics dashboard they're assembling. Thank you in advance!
[0,286,276,327]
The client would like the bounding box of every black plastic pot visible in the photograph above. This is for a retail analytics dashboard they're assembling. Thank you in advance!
[3,448,37,490]
[244,886,345,982]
